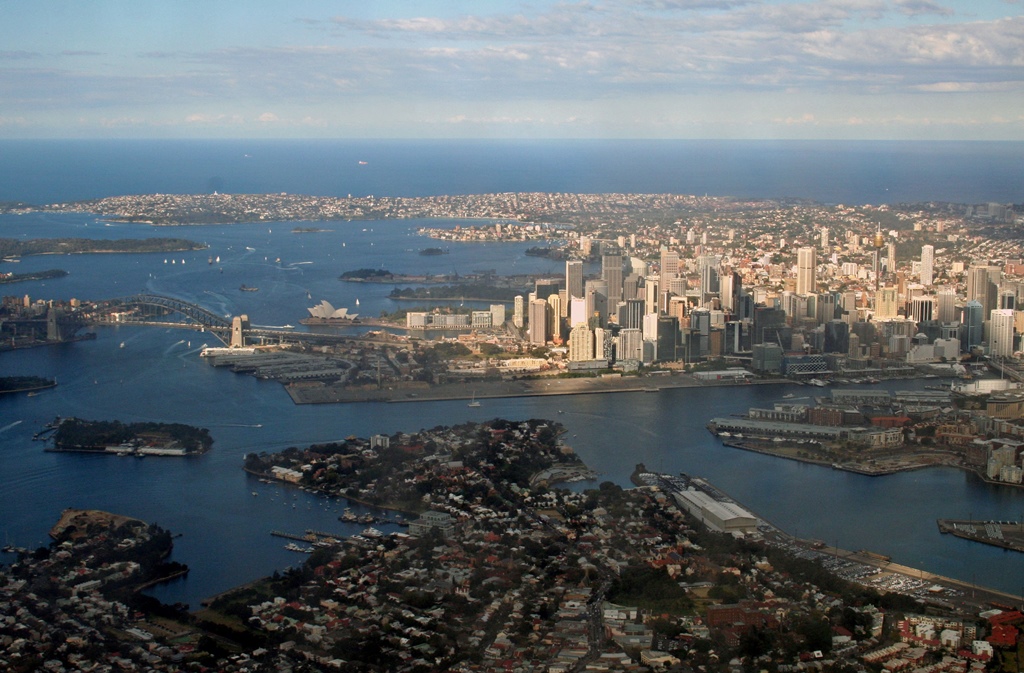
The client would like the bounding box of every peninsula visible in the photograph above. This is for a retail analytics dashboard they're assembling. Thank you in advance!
[48,418,213,456]
[0,237,204,257]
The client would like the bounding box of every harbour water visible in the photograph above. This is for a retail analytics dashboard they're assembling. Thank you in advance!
[1,211,1022,609]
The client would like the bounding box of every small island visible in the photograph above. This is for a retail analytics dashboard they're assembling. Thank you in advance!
[419,247,449,256]
[48,418,213,456]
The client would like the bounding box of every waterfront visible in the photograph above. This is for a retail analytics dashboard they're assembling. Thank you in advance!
[0,213,1022,610]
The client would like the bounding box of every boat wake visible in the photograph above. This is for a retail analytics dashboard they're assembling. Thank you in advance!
[0,420,23,434]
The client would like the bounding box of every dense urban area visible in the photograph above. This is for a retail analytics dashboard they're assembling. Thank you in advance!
[4,191,1024,670]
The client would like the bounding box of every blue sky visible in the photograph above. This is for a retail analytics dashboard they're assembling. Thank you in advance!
[1,0,1022,139]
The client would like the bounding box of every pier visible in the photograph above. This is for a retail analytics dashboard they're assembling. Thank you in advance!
[938,518,1024,553]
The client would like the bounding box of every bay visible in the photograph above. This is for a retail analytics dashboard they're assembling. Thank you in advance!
[1,211,1022,609]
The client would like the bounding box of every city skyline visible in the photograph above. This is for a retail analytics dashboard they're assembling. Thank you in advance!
[1,1,1023,140]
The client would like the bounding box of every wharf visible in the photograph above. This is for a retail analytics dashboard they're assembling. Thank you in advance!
[938,519,1024,553]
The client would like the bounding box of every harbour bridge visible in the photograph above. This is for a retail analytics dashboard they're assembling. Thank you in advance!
[96,294,368,346]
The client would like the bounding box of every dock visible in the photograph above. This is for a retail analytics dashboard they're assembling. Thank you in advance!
[937,519,1024,553]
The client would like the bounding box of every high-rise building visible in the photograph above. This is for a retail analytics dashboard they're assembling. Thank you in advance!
[602,251,623,309]
[909,296,934,323]
[569,297,587,327]
[936,289,956,323]
[990,309,1015,357]
[820,227,829,252]
[528,299,548,345]
[876,287,899,319]
[547,294,561,342]
[585,279,609,326]
[961,300,984,352]
[513,295,524,328]
[618,328,643,362]
[660,248,679,280]
[565,260,584,301]
[920,245,934,286]
[567,323,594,361]
[699,255,720,302]
[796,247,816,296]
[824,320,849,354]
[644,276,660,315]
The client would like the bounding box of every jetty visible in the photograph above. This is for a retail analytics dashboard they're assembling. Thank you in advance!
[937,518,1024,553]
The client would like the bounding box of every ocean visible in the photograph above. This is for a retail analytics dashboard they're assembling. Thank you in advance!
[0,139,1022,206]
[0,139,1022,608]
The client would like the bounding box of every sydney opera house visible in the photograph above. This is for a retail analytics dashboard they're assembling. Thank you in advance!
[302,300,359,324]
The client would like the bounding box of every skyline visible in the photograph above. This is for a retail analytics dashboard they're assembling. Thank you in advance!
[1,1,1023,141]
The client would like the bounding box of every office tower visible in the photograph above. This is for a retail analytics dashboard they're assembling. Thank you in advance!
[569,297,587,327]
[660,248,679,280]
[839,291,858,325]
[618,328,643,361]
[920,245,934,286]
[820,227,829,251]
[623,298,645,330]
[967,265,1000,313]
[585,279,609,325]
[699,255,720,302]
[622,273,641,303]
[816,292,837,324]
[594,327,608,360]
[656,316,680,362]
[961,300,984,351]
[887,242,896,276]
[602,251,623,309]
[644,277,660,315]
[547,294,561,341]
[567,323,594,361]
[876,287,899,319]
[719,271,736,312]
[909,296,933,323]
[628,257,647,277]
[528,299,548,345]
[565,260,584,301]
[936,289,956,323]
[796,247,816,296]
[535,278,561,301]
[489,304,505,326]
[990,309,1015,357]
[513,295,524,328]
[753,305,786,345]
[1000,290,1016,311]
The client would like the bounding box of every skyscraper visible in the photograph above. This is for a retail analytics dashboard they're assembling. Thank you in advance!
[567,323,594,361]
[513,295,524,328]
[990,309,1015,357]
[602,251,623,309]
[660,248,679,280]
[528,299,548,345]
[936,289,956,323]
[961,300,984,352]
[796,247,816,296]
[920,245,934,286]
[565,260,584,300]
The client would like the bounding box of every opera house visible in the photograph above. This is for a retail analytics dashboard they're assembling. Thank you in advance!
[302,300,359,323]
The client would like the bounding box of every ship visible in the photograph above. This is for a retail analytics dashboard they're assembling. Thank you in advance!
[240,284,259,292]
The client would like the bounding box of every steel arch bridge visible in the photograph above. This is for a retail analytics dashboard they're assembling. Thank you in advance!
[104,294,233,344]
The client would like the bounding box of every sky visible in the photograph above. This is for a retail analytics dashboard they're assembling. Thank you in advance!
[1,0,1022,140]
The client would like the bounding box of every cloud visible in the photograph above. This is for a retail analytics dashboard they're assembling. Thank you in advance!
[256,112,280,122]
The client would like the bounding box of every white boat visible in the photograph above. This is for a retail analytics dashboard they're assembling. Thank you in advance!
[468,392,481,408]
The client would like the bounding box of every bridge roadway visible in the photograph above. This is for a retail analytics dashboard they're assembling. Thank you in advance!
[94,294,398,347]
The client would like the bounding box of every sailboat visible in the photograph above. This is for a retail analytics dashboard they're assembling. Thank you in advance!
[468,392,481,408]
